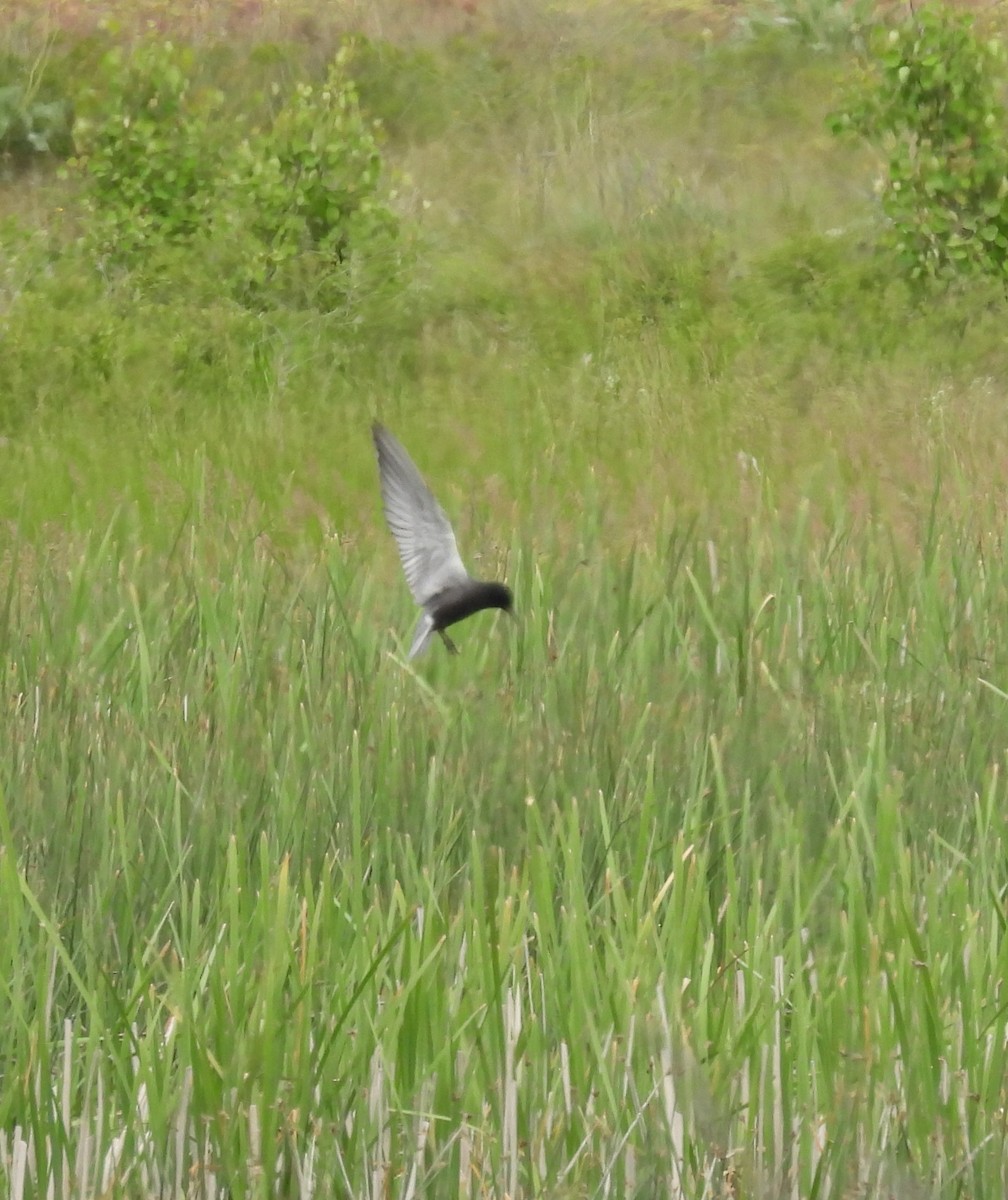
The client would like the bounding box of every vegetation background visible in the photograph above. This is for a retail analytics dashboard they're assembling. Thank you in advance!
[2,1,1008,1196]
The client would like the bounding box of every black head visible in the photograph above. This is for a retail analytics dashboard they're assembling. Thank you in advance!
[429,580,514,629]
[485,582,514,614]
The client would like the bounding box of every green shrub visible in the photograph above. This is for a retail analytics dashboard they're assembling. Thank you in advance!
[830,6,1008,284]
[0,54,73,171]
[217,44,399,310]
[739,0,874,53]
[71,40,398,310]
[72,42,224,261]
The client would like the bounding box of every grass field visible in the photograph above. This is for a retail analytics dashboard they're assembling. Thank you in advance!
[2,2,1008,1196]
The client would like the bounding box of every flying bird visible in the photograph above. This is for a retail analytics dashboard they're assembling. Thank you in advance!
[372,422,514,659]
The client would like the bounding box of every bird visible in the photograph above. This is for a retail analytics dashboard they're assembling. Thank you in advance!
[371,422,514,659]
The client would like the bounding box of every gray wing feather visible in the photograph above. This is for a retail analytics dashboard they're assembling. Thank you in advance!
[372,424,469,606]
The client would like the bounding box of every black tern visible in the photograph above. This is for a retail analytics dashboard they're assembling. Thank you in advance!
[372,422,513,659]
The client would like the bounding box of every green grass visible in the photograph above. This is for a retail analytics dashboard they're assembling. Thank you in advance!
[2,2,1008,1196]
[4,498,1008,1197]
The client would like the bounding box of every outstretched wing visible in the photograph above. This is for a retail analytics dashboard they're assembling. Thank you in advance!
[372,423,469,605]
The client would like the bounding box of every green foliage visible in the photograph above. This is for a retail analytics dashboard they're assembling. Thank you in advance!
[830,6,1008,284]
[219,45,399,309]
[740,0,874,53]
[71,40,398,309]
[0,54,73,170]
[3,504,1008,1195]
[73,42,223,259]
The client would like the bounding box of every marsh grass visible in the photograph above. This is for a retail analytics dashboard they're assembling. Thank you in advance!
[3,1,1008,1196]
[3,500,1008,1197]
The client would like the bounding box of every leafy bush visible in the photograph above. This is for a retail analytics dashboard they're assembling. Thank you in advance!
[73,43,223,261]
[830,7,1008,284]
[739,0,874,53]
[0,55,73,171]
[218,45,399,309]
[71,40,398,309]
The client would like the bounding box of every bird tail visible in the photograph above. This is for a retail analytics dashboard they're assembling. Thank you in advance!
[408,613,436,659]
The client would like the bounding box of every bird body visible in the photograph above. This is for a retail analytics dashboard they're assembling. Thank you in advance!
[372,423,513,658]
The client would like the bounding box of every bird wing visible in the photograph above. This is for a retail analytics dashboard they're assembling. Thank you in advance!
[372,423,469,606]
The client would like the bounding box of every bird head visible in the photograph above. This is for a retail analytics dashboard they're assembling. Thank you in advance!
[487,582,514,615]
